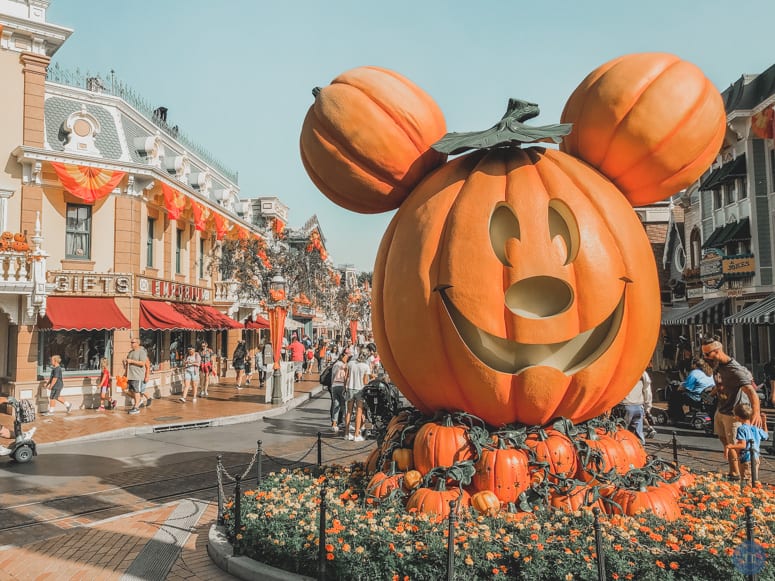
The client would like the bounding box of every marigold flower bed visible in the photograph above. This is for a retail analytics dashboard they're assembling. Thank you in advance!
[222,464,774,580]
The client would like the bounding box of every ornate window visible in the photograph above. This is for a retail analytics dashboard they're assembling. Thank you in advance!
[65,204,91,259]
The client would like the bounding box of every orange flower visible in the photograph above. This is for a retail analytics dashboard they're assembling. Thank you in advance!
[325,544,334,552]
[669,562,679,570]
[326,553,334,561]
[656,560,665,569]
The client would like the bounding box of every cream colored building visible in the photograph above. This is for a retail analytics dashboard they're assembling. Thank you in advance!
[0,0,265,409]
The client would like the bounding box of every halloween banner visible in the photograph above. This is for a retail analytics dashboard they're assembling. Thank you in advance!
[212,213,228,240]
[161,182,187,220]
[51,162,126,203]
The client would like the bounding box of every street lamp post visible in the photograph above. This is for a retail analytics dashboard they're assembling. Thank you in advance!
[267,273,288,405]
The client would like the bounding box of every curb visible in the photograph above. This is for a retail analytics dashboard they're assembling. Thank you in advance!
[208,524,314,581]
[37,385,325,449]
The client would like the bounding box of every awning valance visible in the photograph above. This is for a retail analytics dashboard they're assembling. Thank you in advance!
[172,303,242,330]
[245,316,270,330]
[661,297,728,325]
[39,297,131,330]
[724,294,775,325]
[699,155,746,191]
[725,217,750,243]
[140,300,203,330]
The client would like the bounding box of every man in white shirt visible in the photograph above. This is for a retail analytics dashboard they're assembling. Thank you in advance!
[343,352,371,442]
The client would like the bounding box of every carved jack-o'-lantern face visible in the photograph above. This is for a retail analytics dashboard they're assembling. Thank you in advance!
[372,147,659,427]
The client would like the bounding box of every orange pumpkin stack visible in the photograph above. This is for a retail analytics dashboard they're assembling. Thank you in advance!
[364,412,685,521]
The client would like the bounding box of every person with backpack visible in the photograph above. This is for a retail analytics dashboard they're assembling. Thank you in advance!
[328,351,349,433]
[232,340,247,390]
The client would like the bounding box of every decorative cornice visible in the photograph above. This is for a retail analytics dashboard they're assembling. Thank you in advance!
[0,12,71,56]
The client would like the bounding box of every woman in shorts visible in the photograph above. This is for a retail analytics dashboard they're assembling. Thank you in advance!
[199,342,214,397]
[179,347,201,403]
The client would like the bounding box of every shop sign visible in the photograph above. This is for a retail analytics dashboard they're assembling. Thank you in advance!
[722,255,756,276]
[49,271,132,295]
[686,287,704,299]
[136,276,211,303]
[700,249,724,290]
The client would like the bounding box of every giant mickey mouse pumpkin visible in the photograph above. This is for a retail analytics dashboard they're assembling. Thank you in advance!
[301,53,725,427]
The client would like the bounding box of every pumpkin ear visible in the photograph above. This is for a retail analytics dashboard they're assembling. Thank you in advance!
[559,52,726,207]
[299,66,447,214]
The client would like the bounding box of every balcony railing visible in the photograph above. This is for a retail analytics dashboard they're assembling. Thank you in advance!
[0,251,33,286]
[213,280,261,308]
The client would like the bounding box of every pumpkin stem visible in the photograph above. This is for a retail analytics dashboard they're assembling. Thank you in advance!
[432,98,573,156]
[312,86,322,98]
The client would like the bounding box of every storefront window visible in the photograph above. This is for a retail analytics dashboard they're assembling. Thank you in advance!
[66,204,92,259]
[169,330,194,368]
[139,330,162,371]
[39,330,111,376]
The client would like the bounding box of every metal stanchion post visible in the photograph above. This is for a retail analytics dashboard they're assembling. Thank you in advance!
[446,500,457,581]
[216,454,224,525]
[750,439,757,487]
[317,432,323,467]
[318,486,328,581]
[257,440,263,487]
[233,474,242,556]
[672,431,679,466]
[745,505,757,581]
[593,506,606,581]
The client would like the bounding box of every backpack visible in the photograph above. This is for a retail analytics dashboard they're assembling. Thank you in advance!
[19,399,36,423]
[320,365,333,389]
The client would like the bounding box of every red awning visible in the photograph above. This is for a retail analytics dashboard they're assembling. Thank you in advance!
[172,303,243,330]
[245,315,270,330]
[39,297,131,331]
[140,300,203,330]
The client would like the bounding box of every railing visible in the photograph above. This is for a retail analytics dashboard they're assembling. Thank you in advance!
[0,252,33,285]
[45,64,239,183]
[213,280,262,308]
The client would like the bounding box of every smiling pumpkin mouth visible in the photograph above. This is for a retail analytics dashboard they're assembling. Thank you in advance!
[435,283,627,376]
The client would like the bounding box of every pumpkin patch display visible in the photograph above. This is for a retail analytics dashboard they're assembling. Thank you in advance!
[299,66,447,214]
[302,54,723,521]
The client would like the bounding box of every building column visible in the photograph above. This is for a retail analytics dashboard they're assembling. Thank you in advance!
[19,52,49,235]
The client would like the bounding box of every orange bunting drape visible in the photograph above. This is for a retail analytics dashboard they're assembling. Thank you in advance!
[191,202,210,231]
[751,106,774,139]
[349,320,358,344]
[273,217,285,235]
[269,306,288,370]
[213,213,228,240]
[161,183,187,220]
[51,162,126,203]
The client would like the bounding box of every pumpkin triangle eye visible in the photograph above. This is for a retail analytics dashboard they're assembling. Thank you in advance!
[489,204,520,267]
[548,200,579,266]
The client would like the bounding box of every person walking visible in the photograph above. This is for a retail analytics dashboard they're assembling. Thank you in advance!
[701,336,763,480]
[329,351,349,433]
[619,369,653,445]
[124,338,151,415]
[342,351,371,442]
[232,340,247,390]
[44,355,70,416]
[199,341,214,397]
[288,334,305,382]
[97,357,112,411]
[179,346,201,403]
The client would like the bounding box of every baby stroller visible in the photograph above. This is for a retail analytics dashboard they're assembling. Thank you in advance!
[0,397,38,463]
[361,379,401,440]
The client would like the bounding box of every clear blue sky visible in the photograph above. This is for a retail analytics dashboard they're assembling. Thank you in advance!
[47,0,775,271]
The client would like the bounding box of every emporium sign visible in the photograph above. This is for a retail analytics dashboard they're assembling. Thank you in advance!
[136,276,210,303]
[48,271,131,295]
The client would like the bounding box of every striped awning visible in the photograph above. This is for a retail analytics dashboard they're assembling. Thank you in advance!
[724,294,775,325]
[661,297,729,325]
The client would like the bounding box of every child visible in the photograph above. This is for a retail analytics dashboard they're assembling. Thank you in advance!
[45,355,71,415]
[725,402,769,483]
[98,358,111,411]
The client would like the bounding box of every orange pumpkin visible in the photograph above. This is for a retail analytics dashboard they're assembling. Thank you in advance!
[299,66,447,214]
[548,481,605,513]
[575,428,629,483]
[524,428,578,483]
[1,231,13,241]
[373,145,660,426]
[0,239,9,251]
[365,447,381,475]
[402,469,423,492]
[412,415,475,475]
[11,240,28,252]
[471,437,531,503]
[611,426,647,470]
[367,462,403,499]
[607,483,681,521]
[406,482,470,517]
[560,52,726,206]
[391,448,414,472]
[13,233,25,242]
[471,490,501,517]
